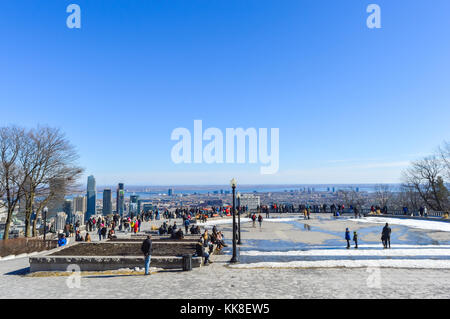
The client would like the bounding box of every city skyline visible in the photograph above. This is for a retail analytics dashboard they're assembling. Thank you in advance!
[1,0,449,185]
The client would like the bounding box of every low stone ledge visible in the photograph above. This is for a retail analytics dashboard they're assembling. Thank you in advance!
[29,255,202,272]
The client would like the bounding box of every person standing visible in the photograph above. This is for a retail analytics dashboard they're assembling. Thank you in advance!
[353,231,358,249]
[381,223,391,249]
[141,235,153,275]
[252,213,256,227]
[184,218,190,234]
[98,225,103,241]
[345,228,351,249]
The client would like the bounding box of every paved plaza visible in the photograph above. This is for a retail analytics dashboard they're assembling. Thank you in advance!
[1,214,450,299]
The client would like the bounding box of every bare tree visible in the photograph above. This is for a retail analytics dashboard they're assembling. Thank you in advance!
[0,127,27,239]
[338,189,366,210]
[397,184,423,212]
[403,156,449,211]
[438,141,450,180]
[19,126,83,237]
[374,184,392,208]
[1,126,83,239]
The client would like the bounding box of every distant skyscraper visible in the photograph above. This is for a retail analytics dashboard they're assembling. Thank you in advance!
[116,183,124,216]
[103,189,112,215]
[168,188,173,196]
[48,178,66,215]
[86,175,96,219]
[73,195,87,215]
[130,195,139,216]
[63,199,73,223]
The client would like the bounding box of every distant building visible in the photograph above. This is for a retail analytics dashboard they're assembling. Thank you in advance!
[142,203,153,213]
[63,199,73,223]
[168,188,173,196]
[116,183,125,216]
[103,189,112,215]
[130,195,139,215]
[48,178,66,216]
[73,195,86,215]
[86,175,96,219]
[138,199,152,213]
[238,194,260,211]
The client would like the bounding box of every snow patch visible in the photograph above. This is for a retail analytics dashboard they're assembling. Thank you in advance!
[230,259,450,269]
[351,217,450,232]
[241,248,450,257]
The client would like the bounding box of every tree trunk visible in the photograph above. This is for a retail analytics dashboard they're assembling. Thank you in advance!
[32,210,39,237]
[3,208,14,240]
[24,193,35,238]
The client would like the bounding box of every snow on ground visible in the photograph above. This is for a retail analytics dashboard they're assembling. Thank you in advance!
[202,217,303,227]
[230,259,450,269]
[350,217,450,232]
[240,247,450,257]
[300,244,450,249]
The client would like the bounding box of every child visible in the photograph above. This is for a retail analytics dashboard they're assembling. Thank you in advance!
[353,231,358,249]
[345,228,351,249]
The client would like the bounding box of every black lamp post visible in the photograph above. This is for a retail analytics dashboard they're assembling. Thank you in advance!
[237,192,242,245]
[43,206,48,241]
[230,178,238,263]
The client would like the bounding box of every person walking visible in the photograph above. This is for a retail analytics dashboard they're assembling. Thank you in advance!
[345,228,351,249]
[251,213,256,227]
[381,223,391,249]
[141,235,153,275]
[353,231,358,249]
[258,214,263,228]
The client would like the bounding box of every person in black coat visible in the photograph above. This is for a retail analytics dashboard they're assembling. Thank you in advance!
[141,236,153,275]
[381,223,391,249]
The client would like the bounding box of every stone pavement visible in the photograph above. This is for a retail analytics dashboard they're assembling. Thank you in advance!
[1,214,449,299]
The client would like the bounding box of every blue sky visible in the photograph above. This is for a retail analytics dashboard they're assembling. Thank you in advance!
[1,0,449,185]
